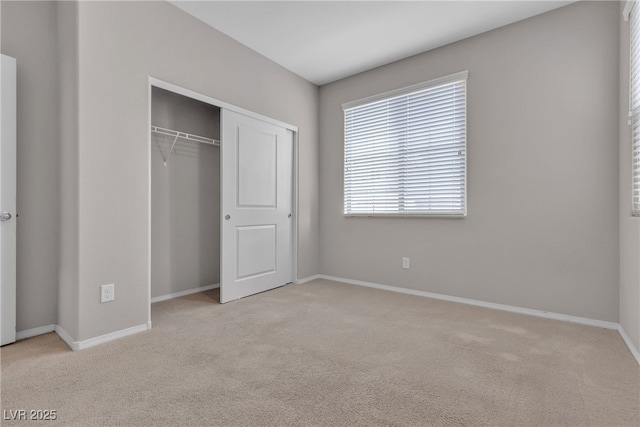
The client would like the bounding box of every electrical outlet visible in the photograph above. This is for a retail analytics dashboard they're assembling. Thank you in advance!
[101,283,115,303]
[402,257,410,269]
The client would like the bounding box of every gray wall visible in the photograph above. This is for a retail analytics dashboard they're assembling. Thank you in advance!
[56,0,80,339]
[72,1,319,340]
[1,0,632,344]
[319,1,620,321]
[151,87,220,299]
[619,2,640,353]
[0,1,59,332]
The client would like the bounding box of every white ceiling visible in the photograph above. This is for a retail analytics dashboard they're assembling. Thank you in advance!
[170,1,577,86]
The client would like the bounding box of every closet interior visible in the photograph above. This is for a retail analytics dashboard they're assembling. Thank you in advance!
[151,87,221,302]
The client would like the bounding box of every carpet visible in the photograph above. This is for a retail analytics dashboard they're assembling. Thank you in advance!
[1,279,638,426]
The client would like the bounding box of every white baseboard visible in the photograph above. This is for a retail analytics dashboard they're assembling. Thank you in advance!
[318,275,640,366]
[16,324,56,341]
[15,276,640,367]
[617,325,640,365]
[54,325,76,350]
[151,283,219,303]
[318,275,619,330]
[55,323,150,351]
[295,274,321,284]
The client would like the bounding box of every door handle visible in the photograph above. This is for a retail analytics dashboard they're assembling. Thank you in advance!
[225,215,230,220]
[1,211,12,221]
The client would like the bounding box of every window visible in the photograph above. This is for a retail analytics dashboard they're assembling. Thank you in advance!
[343,71,467,216]
[630,2,640,215]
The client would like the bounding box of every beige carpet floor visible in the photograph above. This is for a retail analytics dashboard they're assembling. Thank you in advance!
[1,279,638,426]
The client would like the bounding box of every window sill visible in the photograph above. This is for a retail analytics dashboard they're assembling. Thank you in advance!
[344,213,466,219]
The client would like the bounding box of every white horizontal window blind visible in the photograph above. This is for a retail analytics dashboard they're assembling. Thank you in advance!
[631,2,640,215]
[343,72,467,216]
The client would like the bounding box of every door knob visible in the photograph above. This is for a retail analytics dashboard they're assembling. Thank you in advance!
[225,215,230,220]
[288,213,292,218]
[1,211,12,221]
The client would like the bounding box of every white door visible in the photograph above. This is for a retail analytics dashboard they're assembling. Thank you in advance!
[220,110,293,303]
[0,55,17,346]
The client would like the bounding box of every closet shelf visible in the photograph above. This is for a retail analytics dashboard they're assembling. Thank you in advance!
[151,125,219,166]
[151,125,219,146]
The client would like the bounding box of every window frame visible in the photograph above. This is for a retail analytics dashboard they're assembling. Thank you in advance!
[342,71,468,218]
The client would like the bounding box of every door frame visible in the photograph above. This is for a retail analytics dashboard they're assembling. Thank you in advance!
[146,77,299,326]
[1,54,17,346]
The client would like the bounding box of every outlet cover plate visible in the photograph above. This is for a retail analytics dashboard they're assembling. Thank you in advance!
[402,257,410,269]
[101,283,115,303]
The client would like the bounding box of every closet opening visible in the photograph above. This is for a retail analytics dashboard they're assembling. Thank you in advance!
[150,87,222,304]
[147,78,299,325]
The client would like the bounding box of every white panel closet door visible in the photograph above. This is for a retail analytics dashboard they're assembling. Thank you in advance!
[220,109,293,303]
[1,55,17,346]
